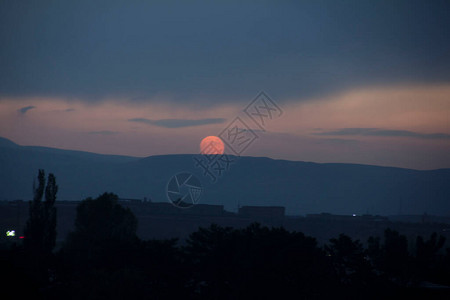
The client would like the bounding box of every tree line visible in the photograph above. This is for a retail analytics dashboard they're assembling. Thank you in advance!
[1,170,450,299]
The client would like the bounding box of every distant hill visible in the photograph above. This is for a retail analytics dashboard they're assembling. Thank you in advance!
[1,136,449,216]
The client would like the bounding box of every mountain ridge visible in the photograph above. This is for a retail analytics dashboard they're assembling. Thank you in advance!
[1,136,449,216]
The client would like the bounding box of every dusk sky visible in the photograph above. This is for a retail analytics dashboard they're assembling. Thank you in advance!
[1,0,449,170]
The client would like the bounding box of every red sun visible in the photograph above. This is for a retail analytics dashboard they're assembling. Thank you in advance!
[200,136,224,155]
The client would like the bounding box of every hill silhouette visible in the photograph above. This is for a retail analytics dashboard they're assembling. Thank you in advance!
[1,136,449,215]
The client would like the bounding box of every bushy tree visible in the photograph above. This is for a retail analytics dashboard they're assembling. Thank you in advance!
[415,233,446,283]
[325,234,374,286]
[62,192,138,269]
[185,223,336,299]
[58,193,148,299]
[383,228,410,280]
[72,192,137,243]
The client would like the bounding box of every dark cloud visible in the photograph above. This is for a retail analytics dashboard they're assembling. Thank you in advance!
[315,138,360,145]
[128,118,226,128]
[88,130,118,135]
[52,108,75,113]
[314,128,450,140]
[1,1,449,103]
[222,127,264,134]
[18,105,35,115]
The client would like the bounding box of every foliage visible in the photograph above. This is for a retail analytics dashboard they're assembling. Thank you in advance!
[72,192,137,243]
[325,234,374,287]
[62,192,138,271]
[5,187,450,299]
[24,169,58,256]
[184,223,336,299]
[18,170,59,290]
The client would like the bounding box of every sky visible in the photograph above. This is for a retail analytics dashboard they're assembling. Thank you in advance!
[1,0,449,170]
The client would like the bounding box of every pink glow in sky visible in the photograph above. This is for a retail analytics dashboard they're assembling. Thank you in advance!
[1,84,449,170]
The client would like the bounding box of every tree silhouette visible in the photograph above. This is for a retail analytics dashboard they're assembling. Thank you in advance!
[185,223,336,299]
[58,193,152,299]
[325,234,374,288]
[416,233,445,264]
[62,192,138,270]
[44,173,58,253]
[73,192,137,242]
[383,228,409,281]
[53,221,450,299]
[415,233,446,282]
[24,169,58,256]
[22,169,58,290]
